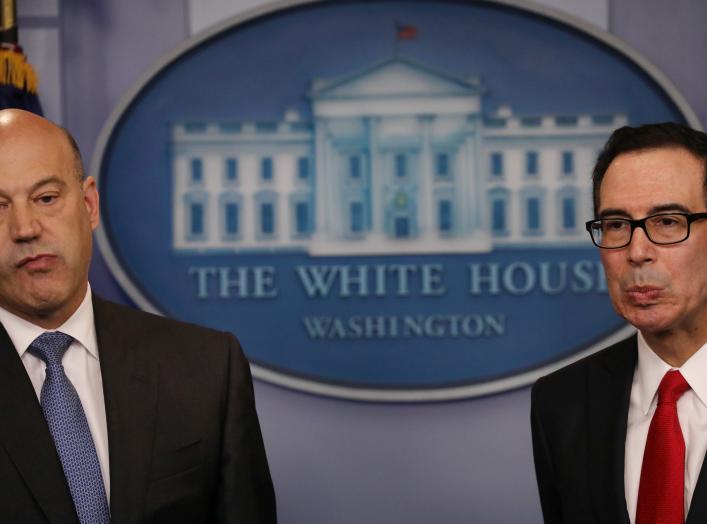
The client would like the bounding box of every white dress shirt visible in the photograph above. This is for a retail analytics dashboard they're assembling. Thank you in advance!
[625,331,707,523]
[0,286,111,498]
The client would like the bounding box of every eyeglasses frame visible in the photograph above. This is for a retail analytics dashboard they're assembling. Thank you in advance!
[585,212,707,249]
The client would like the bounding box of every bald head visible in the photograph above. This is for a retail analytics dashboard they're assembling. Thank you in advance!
[0,109,84,182]
[0,108,100,328]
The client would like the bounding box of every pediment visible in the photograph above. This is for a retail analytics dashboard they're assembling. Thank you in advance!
[312,57,481,100]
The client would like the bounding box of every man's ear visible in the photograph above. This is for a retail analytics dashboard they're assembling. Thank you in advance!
[82,176,100,230]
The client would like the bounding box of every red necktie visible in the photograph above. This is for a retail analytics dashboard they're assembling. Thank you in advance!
[636,370,691,524]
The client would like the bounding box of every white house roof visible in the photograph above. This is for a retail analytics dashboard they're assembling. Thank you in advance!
[310,56,483,100]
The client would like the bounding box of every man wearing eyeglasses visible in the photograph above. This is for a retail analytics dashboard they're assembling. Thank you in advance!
[532,122,707,524]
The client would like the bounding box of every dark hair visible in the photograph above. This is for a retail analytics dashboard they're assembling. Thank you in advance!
[59,126,85,181]
[592,122,707,215]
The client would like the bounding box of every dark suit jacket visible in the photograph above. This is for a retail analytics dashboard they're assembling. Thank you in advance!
[0,297,276,523]
[531,335,707,523]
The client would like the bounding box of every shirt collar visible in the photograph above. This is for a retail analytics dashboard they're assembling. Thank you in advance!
[636,330,707,414]
[0,285,97,360]
[679,339,707,411]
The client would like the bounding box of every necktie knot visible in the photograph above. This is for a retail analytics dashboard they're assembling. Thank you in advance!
[28,331,74,367]
[658,369,690,405]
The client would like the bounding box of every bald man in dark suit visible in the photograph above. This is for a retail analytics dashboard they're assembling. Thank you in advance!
[0,109,276,523]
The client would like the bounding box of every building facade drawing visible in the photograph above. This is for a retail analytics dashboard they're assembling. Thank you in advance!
[171,57,626,255]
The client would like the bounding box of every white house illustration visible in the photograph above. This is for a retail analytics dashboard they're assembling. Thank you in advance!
[171,57,626,255]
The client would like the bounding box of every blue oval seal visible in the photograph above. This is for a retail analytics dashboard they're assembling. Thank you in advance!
[92,0,699,401]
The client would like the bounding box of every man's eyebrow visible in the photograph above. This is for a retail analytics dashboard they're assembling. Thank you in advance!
[648,203,691,214]
[0,176,67,201]
[598,208,630,218]
[29,176,67,193]
[598,203,692,218]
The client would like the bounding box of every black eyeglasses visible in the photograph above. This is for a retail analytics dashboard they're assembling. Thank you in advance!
[585,212,707,249]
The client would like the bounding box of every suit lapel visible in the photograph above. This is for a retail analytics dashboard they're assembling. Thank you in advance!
[687,411,707,521]
[587,335,636,524]
[93,298,159,524]
[0,324,79,524]
[688,473,707,523]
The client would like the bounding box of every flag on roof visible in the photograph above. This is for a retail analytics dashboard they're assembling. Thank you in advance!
[396,24,418,40]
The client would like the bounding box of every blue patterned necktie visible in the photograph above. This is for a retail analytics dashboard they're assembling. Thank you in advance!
[28,332,111,524]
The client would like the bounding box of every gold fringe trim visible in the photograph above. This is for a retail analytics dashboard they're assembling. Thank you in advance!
[0,49,38,93]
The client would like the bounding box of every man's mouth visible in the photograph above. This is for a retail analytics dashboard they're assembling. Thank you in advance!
[625,285,662,304]
[17,254,56,270]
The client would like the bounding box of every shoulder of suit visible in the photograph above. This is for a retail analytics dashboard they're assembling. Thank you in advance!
[532,334,636,398]
[92,295,240,347]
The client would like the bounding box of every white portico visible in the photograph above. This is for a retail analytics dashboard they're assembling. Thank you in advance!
[309,57,489,255]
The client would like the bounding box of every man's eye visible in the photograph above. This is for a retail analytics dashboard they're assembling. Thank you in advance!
[36,194,57,204]
[604,220,627,231]
[655,216,680,227]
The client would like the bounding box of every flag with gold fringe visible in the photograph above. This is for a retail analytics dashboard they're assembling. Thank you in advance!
[0,0,42,115]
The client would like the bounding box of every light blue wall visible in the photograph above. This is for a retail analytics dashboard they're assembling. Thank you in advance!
[38,1,707,522]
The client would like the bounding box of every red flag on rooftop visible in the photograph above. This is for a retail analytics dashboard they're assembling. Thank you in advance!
[396,24,418,40]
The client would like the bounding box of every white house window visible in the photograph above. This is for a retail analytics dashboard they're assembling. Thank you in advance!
[435,152,452,178]
[183,191,208,241]
[395,153,407,178]
[521,186,546,235]
[438,199,453,232]
[225,157,238,183]
[561,151,574,175]
[298,156,310,180]
[220,192,243,239]
[350,201,364,233]
[349,155,361,179]
[290,193,312,238]
[488,188,510,236]
[490,152,503,178]
[261,157,273,181]
[562,197,576,229]
[557,186,579,233]
[191,203,204,235]
[226,203,238,234]
[296,202,309,234]
[526,151,539,176]
[394,216,410,237]
[261,203,274,234]
[527,198,541,230]
[190,158,203,184]
[255,190,277,239]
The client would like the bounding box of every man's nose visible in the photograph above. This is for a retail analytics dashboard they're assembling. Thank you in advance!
[9,204,41,242]
[627,225,655,265]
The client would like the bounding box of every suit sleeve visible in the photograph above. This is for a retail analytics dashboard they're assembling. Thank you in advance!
[214,334,277,523]
[531,379,564,524]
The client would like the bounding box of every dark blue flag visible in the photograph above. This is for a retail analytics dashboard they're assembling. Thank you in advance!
[0,0,42,115]
[0,44,42,115]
